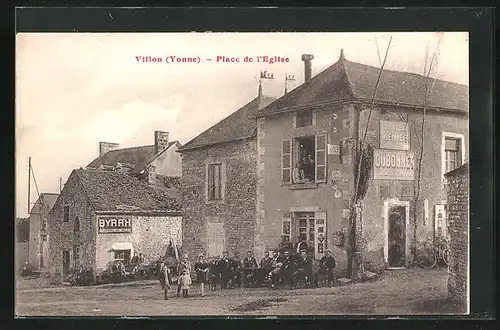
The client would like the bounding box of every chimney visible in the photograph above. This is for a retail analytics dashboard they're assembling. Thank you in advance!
[99,142,119,156]
[154,131,169,154]
[147,165,156,185]
[301,54,314,82]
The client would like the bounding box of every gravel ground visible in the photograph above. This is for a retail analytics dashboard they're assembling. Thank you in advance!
[15,267,464,316]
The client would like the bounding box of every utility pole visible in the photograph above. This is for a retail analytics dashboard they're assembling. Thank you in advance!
[27,157,31,215]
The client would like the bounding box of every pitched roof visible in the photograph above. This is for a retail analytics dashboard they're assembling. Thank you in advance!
[87,141,178,172]
[73,168,181,212]
[179,94,276,151]
[30,193,59,213]
[259,55,468,116]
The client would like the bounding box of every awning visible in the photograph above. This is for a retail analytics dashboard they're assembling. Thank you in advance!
[112,242,134,251]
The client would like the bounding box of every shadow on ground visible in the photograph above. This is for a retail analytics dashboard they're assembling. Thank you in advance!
[229,298,288,312]
[412,297,465,314]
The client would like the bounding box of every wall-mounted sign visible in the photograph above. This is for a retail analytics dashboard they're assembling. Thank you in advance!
[435,204,447,238]
[380,120,410,150]
[342,209,351,219]
[331,170,342,180]
[98,217,132,233]
[373,149,415,181]
[328,144,340,155]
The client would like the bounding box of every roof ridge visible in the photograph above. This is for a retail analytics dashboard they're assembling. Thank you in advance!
[344,59,468,87]
[180,96,262,150]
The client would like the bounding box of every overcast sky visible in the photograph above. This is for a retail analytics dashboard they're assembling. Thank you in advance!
[15,32,468,217]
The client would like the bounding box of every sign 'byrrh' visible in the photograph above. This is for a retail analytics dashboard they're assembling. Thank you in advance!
[98,217,132,233]
[373,149,415,180]
[380,120,409,150]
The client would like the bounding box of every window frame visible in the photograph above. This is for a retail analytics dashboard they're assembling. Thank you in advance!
[63,205,70,222]
[74,216,80,234]
[281,139,292,184]
[441,132,466,188]
[114,249,131,261]
[207,163,223,201]
[294,110,315,128]
[73,245,80,260]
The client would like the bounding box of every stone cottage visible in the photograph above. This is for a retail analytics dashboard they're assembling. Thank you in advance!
[178,87,276,259]
[47,168,181,284]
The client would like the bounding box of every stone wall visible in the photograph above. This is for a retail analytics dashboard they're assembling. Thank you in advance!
[445,163,469,313]
[48,173,97,283]
[95,215,182,271]
[180,139,257,262]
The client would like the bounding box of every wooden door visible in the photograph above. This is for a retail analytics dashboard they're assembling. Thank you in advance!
[207,222,224,258]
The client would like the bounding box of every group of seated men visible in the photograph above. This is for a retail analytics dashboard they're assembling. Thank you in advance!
[202,248,337,290]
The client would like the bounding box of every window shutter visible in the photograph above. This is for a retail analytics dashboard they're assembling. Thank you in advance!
[282,213,291,242]
[314,211,327,260]
[315,134,327,183]
[281,139,292,184]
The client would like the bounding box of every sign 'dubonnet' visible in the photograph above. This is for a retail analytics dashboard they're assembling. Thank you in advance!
[380,120,409,150]
[98,217,132,233]
[373,149,415,180]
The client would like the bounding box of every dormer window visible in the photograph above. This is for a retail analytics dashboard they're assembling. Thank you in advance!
[296,110,313,128]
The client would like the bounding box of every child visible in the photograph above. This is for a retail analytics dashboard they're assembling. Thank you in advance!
[178,269,192,298]
[158,261,171,300]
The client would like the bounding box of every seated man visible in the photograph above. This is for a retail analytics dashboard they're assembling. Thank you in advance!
[268,251,286,288]
[316,249,336,287]
[296,250,315,287]
[292,162,305,184]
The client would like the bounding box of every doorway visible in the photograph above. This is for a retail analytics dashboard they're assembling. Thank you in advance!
[383,198,410,269]
[62,250,70,278]
[388,206,406,267]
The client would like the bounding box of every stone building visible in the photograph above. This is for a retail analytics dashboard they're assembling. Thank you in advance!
[178,88,275,259]
[47,168,181,283]
[87,130,182,180]
[28,193,58,272]
[445,163,469,313]
[255,50,468,275]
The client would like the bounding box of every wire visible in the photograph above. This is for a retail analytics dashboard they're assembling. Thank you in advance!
[30,163,41,202]
[353,36,393,206]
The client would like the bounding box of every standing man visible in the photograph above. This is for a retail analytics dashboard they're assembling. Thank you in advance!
[317,249,336,287]
[294,235,309,254]
[218,251,232,289]
[230,252,243,288]
[242,250,258,287]
[158,261,171,300]
[195,254,210,297]
[260,251,272,269]
[299,249,315,287]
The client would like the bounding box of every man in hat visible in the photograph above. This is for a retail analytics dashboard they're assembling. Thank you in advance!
[294,235,309,254]
[317,249,336,287]
[218,251,232,289]
[298,249,315,287]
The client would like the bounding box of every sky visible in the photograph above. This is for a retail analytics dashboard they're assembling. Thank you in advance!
[15,32,468,218]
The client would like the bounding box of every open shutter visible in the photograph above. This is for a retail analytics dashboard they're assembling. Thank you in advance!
[281,139,292,184]
[315,134,327,183]
[282,212,291,242]
[314,211,327,260]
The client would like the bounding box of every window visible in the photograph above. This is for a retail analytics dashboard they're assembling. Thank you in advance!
[442,132,465,186]
[296,110,313,128]
[282,219,291,242]
[74,216,80,234]
[73,245,80,260]
[114,250,131,262]
[282,134,327,184]
[63,205,69,222]
[444,138,462,172]
[296,212,315,243]
[207,163,222,201]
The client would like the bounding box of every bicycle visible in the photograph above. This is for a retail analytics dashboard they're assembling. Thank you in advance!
[415,238,450,269]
